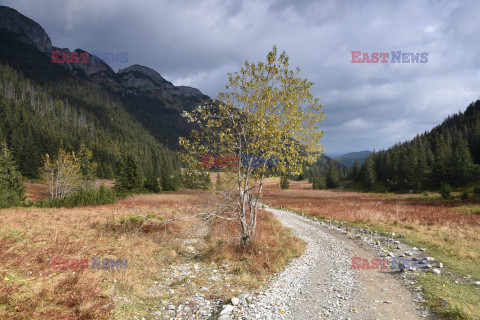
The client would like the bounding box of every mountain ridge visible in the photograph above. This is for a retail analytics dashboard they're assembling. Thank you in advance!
[334,150,371,167]
[0,5,212,149]
[0,5,210,112]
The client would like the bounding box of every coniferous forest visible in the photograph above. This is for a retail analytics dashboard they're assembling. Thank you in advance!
[0,62,180,180]
[0,28,192,207]
[352,100,480,192]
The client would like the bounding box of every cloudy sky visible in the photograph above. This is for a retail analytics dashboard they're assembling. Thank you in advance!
[1,0,479,155]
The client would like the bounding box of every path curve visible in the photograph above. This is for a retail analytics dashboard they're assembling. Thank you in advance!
[233,207,440,320]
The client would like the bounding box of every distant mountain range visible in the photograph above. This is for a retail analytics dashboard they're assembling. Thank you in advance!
[333,150,371,167]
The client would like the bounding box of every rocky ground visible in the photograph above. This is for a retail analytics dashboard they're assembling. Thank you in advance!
[141,205,478,319]
[218,206,443,320]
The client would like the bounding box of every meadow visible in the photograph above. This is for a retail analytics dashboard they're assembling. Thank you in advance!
[261,178,480,319]
[0,187,304,319]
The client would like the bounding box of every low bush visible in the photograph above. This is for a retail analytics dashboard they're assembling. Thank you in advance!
[441,183,451,199]
[36,185,117,208]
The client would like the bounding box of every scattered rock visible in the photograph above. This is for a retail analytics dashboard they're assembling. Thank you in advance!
[431,268,441,275]
[231,297,240,306]
[220,304,235,315]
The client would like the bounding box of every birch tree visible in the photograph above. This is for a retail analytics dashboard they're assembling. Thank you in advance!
[180,46,325,247]
[42,149,82,198]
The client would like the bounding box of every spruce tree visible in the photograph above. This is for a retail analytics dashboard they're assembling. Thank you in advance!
[198,168,212,190]
[160,154,177,191]
[450,137,473,184]
[352,159,360,182]
[326,162,339,188]
[182,166,197,189]
[312,174,325,190]
[144,170,160,193]
[0,142,25,207]
[115,155,141,191]
[215,172,224,191]
[361,156,376,191]
[433,135,449,185]
[280,175,290,189]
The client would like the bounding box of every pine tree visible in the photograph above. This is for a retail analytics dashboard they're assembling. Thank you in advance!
[312,174,325,190]
[115,154,141,191]
[0,142,25,207]
[433,135,449,185]
[352,159,360,182]
[361,156,376,191]
[326,162,339,188]
[160,154,177,191]
[280,175,290,189]
[452,137,474,184]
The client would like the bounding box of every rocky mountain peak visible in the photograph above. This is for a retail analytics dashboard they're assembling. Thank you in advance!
[0,6,52,53]
[117,64,176,93]
[0,5,211,109]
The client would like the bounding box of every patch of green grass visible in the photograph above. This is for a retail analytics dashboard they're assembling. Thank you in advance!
[417,273,480,319]
[274,204,480,319]
[453,206,480,215]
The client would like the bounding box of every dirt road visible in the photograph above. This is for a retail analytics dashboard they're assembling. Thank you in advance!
[235,207,441,320]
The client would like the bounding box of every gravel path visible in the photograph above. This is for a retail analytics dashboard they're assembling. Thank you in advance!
[229,207,440,320]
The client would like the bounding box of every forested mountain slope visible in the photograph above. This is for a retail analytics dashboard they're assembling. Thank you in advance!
[0,6,212,177]
[357,100,480,190]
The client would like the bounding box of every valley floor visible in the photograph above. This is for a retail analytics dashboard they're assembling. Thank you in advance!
[2,179,480,319]
[261,178,480,319]
[233,206,440,319]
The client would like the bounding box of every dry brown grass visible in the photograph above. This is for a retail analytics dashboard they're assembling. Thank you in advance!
[262,178,480,319]
[262,178,480,264]
[0,191,206,319]
[24,182,49,202]
[203,209,305,277]
[0,187,305,319]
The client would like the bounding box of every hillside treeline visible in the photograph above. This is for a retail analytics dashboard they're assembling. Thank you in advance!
[0,62,179,179]
[354,100,480,191]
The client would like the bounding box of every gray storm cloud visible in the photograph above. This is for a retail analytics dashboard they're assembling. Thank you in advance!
[1,0,479,154]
